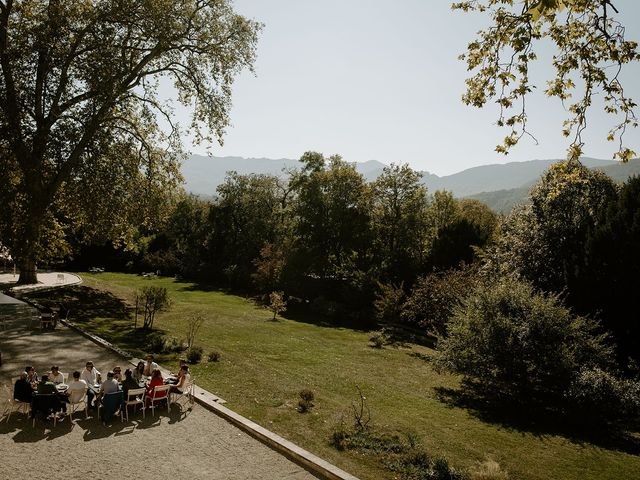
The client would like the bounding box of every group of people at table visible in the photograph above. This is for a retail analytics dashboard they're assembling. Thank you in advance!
[12,354,191,421]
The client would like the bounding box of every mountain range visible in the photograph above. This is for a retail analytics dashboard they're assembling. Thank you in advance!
[182,154,640,213]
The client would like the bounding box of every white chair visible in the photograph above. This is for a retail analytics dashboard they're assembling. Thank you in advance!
[124,388,146,421]
[170,376,195,408]
[68,386,88,421]
[2,383,31,422]
[147,384,171,417]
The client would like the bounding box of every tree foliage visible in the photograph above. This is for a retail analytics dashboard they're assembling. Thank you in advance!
[454,0,639,160]
[137,285,171,330]
[437,279,614,399]
[0,0,260,283]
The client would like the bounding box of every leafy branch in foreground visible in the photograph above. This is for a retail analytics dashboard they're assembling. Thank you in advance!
[453,0,638,160]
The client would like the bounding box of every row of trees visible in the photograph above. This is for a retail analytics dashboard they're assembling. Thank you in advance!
[133,153,497,323]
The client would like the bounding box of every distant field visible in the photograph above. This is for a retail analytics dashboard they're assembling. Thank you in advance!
[27,273,640,480]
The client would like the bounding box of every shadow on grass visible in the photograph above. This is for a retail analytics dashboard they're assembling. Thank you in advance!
[22,286,166,357]
[434,382,640,455]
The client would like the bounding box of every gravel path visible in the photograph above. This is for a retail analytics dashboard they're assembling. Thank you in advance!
[0,325,317,480]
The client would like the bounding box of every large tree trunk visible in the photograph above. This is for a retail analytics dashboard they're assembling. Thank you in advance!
[17,256,38,285]
[16,205,45,285]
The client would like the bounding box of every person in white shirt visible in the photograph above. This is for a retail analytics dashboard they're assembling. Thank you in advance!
[49,365,64,384]
[169,365,191,394]
[80,361,101,408]
[67,371,88,404]
[143,354,159,376]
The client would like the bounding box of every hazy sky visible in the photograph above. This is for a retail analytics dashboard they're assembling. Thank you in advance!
[179,1,640,175]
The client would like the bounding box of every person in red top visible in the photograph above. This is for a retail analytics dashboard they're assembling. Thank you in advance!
[145,369,167,406]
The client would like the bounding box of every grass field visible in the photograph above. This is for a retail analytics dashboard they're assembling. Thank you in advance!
[26,273,640,480]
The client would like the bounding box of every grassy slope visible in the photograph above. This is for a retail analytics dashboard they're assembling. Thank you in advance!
[40,273,640,480]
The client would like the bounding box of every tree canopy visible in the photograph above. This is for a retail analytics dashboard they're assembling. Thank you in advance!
[0,0,260,283]
[453,0,639,160]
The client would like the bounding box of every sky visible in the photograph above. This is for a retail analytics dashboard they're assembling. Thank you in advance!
[176,0,640,176]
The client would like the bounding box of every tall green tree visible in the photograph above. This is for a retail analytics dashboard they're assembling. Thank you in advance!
[289,152,372,280]
[454,0,639,160]
[207,172,287,285]
[371,163,429,282]
[0,0,260,283]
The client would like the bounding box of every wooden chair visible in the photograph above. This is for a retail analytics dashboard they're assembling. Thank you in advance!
[147,384,170,417]
[124,388,146,421]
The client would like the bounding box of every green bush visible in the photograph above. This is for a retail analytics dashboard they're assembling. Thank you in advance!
[369,331,387,348]
[436,279,614,402]
[165,337,187,353]
[297,389,315,413]
[566,367,640,426]
[187,346,203,364]
[402,265,479,337]
[208,350,221,362]
[147,333,166,354]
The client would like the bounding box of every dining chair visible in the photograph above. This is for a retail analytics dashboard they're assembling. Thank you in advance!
[148,384,171,417]
[170,376,196,408]
[98,391,124,424]
[31,393,59,427]
[68,386,89,421]
[2,382,31,422]
[124,388,146,421]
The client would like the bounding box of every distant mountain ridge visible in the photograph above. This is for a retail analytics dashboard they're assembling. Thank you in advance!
[182,154,640,213]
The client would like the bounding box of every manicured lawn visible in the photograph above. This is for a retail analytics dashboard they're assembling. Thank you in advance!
[28,273,640,480]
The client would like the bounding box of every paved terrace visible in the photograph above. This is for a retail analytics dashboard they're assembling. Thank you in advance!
[0,273,321,480]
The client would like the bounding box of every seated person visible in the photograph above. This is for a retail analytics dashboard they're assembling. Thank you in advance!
[142,354,160,376]
[99,371,120,396]
[80,361,101,409]
[67,371,88,404]
[113,366,123,382]
[36,374,66,413]
[25,365,38,385]
[145,369,167,406]
[49,365,64,384]
[37,374,57,395]
[13,372,34,403]
[121,369,141,398]
[166,359,188,385]
[132,361,145,382]
[169,365,191,394]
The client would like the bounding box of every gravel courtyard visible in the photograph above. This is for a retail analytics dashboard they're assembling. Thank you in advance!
[0,325,317,480]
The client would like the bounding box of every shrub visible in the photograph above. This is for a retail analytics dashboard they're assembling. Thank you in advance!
[566,367,640,426]
[147,333,166,354]
[470,459,509,480]
[297,389,315,413]
[186,346,203,364]
[373,281,404,323]
[166,337,187,353]
[436,278,615,403]
[369,331,387,349]
[208,351,221,362]
[402,265,478,337]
